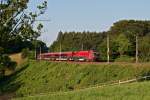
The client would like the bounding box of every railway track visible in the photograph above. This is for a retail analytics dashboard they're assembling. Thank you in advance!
[39,60,147,66]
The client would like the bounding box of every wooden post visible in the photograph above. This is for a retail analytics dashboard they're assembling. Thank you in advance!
[107,33,110,64]
[136,35,138,63]
[119,80,121,85]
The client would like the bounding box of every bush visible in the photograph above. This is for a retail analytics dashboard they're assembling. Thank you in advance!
[28,51,35,59]
[115,55,134,62]
[21,48,35,60]
[21,48,30,59]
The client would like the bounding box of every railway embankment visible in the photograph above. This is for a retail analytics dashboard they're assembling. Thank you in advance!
[0,61,150,99]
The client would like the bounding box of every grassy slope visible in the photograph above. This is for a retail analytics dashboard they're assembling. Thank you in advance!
[0,61,150,98]
[13,81,150,100]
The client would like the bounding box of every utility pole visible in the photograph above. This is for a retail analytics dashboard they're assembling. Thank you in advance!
[107,33,110,64]
[81,43,84,51]
[34,39,37,60]
[136,35,138,63]
[59,42,62,60]
[81,33,84,51]
[40,46,42,60]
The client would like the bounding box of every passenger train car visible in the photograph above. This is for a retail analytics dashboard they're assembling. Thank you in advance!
[37,50,99,62]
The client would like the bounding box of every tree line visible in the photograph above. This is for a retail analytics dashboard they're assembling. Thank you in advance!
[49,20,150,62]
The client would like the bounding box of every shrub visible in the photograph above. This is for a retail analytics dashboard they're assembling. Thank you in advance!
[28,51,35,59]
[115,55,134,62]
[21,48,30,59]
[21,48,35,60]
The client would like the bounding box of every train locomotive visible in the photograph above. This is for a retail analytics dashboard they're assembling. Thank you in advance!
[37,50,99,62]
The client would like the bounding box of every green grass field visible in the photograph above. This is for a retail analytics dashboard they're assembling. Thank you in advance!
[0,61,150,99]
[13,81,150,100]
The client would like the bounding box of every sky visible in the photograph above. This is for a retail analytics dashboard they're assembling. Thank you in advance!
[28,0,150,46]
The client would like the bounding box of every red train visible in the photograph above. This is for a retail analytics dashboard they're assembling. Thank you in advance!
[37,50,99,62]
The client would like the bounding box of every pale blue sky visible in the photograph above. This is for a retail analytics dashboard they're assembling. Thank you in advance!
[28,0,150,46]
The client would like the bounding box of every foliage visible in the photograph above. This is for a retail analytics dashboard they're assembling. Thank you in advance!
[50,31,106,52]
[0,0,47,53]
[21,48,30,59]
[0,0,48,77]
[28,51,35,60]
[114,34,131,56]
[115,55,134,62]
[0,0,48,79]
[139,36,150,62]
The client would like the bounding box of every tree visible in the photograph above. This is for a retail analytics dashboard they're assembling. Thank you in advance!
[0,0,47,53]
[0,0,47,76]
[115,34,131,56]
[139,36,150,62]
[50,31,105,52]
[57,31,63,41]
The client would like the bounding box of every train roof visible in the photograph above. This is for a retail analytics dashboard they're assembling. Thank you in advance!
[40,50,94,55]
